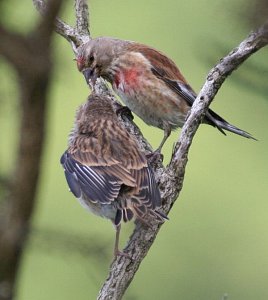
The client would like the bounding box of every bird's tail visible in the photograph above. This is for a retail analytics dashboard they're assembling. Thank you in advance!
[205,109,257,140]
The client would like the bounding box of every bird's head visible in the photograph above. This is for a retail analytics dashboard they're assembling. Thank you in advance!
[76,37,125,86]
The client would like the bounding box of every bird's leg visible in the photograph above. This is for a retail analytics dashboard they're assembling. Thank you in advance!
[113,224,131,259]
[147,125,171,163]
[113,224,121,256]
[146,151,163,164]
[156,125,171,154]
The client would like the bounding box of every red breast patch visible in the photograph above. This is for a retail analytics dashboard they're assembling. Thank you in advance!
[115,68,141,90]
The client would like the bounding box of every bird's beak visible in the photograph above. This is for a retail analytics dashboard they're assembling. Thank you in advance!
[83,67,98,87]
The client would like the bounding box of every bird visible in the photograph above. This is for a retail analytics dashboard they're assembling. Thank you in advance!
[60,93,166,257]
[76,36,255,154]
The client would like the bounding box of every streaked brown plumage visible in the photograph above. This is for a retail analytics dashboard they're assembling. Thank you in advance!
[60,93,165,257]
[76,37,255,153]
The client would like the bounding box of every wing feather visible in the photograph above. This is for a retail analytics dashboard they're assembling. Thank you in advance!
[127,43,188,82]
[61,151,124,204]
[126,166,163,221]
[136,48,245,137]
[128,44,227,132]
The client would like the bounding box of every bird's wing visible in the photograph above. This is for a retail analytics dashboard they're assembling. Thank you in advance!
[129,44,228,133]
[60,151,135,204]
[105,120,163,220]
[131,166,162,214]
[151,67,229,133]
[127,43,197,103]
[130,166,161,209]
[114,165,165,225]
[60,128,138,204]
[98,119,165,224]
[151,67,197,106]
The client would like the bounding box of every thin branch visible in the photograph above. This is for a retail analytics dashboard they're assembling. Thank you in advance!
[33,0,90,47]
[75,0,90,37]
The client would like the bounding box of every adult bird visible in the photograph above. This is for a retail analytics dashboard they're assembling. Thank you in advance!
[76,37,255,153]
[60,93,166,257]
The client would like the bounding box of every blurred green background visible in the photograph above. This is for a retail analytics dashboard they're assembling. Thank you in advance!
[1,0,268,299]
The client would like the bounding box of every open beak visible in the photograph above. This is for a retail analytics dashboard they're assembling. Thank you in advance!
[83,67,98,87]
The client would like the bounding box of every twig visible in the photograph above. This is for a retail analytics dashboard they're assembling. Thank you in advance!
[75,0,90,37]
[33,0,90,47]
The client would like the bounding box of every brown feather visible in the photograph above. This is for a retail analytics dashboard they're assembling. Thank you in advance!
[67,94,161,211]
[126,43,189,84]
[124,42,195,117]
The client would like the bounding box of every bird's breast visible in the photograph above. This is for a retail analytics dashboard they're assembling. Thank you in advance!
[113,67,143,93]
[113,71,188,129]
[111,52,189,129]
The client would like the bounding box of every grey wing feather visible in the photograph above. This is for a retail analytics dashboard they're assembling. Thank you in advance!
[61,151,122,204]
[130,166,164,220]
[152,67,255,139]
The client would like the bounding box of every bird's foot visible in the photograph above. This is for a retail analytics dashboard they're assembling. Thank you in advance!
[114,249,132,260]
[115,105,134,121]
[146,150,164,164]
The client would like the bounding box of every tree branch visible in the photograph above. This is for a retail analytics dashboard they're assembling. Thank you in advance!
[33,0,90,47]
[75,0,90,37]
[32,2,268,299]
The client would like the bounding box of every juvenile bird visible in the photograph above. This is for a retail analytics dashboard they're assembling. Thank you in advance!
[60,93,165,257]
[76,37,255,153]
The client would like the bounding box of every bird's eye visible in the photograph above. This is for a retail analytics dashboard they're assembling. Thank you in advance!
[89,55,94,62]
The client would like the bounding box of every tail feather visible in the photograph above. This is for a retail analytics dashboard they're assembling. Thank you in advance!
[205,109,257,141]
